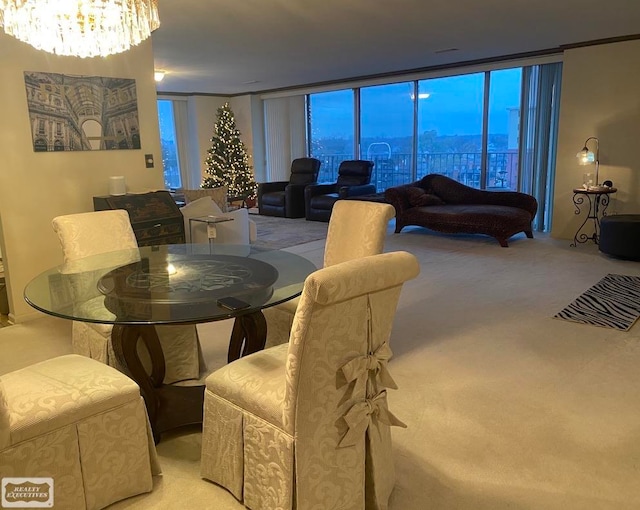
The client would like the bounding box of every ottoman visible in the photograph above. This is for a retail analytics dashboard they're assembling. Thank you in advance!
[599,214,640,260]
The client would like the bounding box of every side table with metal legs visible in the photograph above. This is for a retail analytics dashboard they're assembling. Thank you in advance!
[570,187,617,247]
[189,215,234,252]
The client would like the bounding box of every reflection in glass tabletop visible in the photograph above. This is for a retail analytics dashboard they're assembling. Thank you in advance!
[24,244,318,325]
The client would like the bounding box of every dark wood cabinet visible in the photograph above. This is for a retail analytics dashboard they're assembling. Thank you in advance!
[93,191,185,246]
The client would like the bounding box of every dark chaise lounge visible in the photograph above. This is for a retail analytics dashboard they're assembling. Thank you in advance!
[384,174,538,247]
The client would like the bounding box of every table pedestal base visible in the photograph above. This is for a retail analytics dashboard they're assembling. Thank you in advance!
[111,311,267,443]
[227,311,267,362]
[111,324,204,443]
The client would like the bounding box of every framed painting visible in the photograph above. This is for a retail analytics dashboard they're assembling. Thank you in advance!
[23,71,141,152]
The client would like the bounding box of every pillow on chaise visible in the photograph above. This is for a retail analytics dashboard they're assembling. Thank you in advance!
[406,186,445,207]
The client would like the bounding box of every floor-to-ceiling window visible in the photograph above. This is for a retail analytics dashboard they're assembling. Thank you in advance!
[417,73,485,187]
[485,68,522,190]
[360,82,414,190]
[307,70,523,192]
[152,62,559,233]
[305,62,559,230]
[308,89,355,182]
[157,99,182,189]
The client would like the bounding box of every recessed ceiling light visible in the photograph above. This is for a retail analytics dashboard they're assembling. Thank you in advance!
[154,71,166,82]
[241,80,260,85]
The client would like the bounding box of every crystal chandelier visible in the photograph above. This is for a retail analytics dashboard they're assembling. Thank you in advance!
[0,0,160,58]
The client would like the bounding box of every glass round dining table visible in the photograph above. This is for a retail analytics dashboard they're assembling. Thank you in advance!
[24,243,317,441]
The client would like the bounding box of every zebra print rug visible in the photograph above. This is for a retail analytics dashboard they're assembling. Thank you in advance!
[554,274,640,331]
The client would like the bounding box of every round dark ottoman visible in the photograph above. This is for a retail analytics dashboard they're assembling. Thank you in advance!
[599,214,640,260]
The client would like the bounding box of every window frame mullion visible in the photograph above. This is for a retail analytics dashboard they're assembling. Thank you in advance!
[480,72,490,189]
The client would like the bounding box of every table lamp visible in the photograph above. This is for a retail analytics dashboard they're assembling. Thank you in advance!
[577,137,608,191]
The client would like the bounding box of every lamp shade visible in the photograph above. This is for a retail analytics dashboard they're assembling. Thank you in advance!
[576,148,596,165]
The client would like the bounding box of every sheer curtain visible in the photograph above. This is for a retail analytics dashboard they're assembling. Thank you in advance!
[172,99,199,189]
[263,96,307,181]
[519,62,563,232]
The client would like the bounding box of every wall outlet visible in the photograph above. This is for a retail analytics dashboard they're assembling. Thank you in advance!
[145,154,154,168]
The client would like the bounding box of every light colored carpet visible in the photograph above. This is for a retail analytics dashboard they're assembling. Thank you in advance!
[2,228,640,509]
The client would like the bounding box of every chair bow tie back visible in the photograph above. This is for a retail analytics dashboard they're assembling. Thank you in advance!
[340,341,398,393]
[339,391,407,448]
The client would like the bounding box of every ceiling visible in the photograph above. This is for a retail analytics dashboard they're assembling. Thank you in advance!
[152,0,640,96]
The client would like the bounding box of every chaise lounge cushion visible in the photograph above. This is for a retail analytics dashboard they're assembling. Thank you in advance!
[385,174,537,247]
[406,187,445,207]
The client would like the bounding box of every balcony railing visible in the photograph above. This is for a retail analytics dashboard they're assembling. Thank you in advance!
[314,152,519,191]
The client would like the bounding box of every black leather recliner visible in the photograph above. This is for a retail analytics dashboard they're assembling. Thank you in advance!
[304,160,376,222]
[258,158,321,218]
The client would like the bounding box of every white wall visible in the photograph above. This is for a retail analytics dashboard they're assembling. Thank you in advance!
[552,39,640,239]
[0,33,164,322]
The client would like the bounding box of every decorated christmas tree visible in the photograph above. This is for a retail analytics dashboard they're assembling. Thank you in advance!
[202,102,257,199]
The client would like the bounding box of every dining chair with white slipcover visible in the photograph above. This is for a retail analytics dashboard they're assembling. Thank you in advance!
[0,354,160,510]
[263,199,395,348]
[200,251,420,509]
[52,210,204,384]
